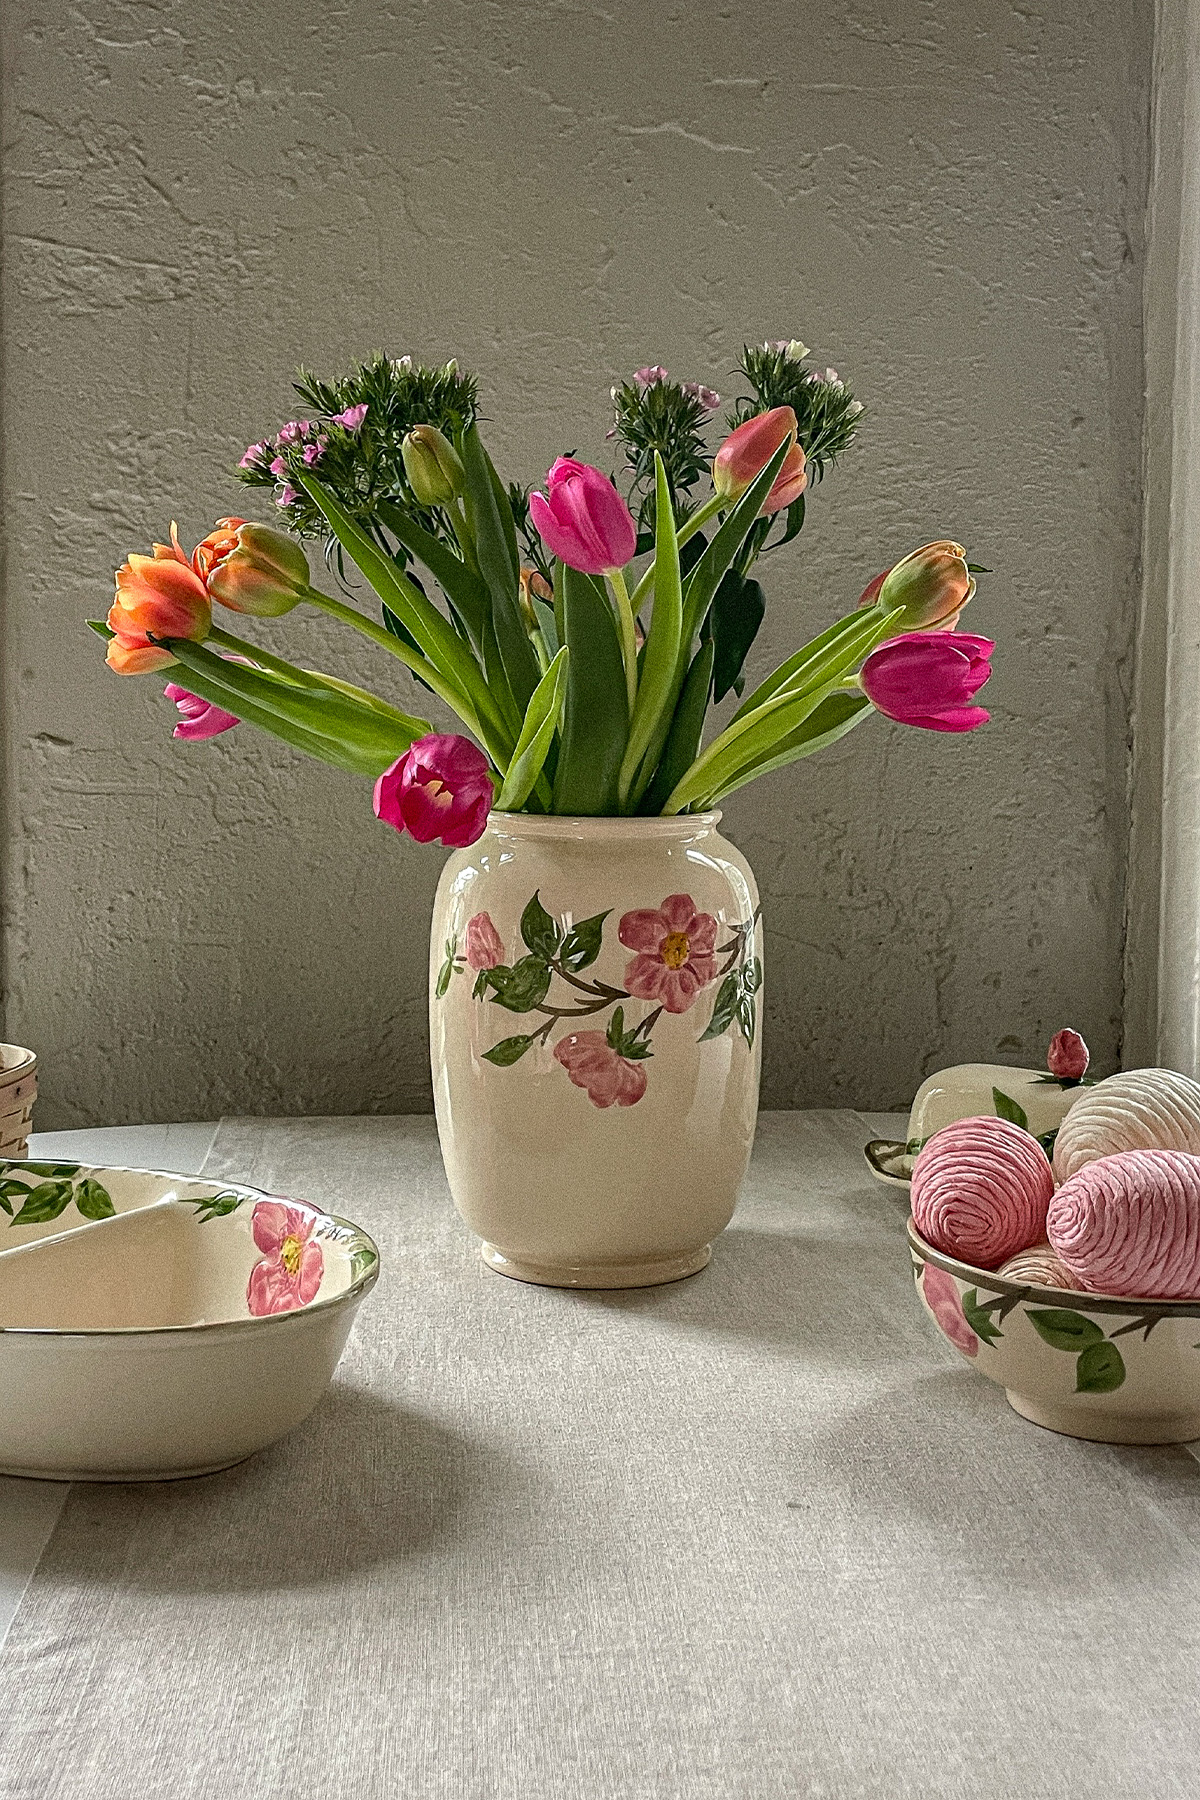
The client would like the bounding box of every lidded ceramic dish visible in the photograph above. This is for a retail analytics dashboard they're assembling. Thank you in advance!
[865,1062,1087,1186]
[0,1158,379,1480]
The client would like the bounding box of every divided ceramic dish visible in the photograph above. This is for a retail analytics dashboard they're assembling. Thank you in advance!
[0,1159,379,1480]
[865,1062,1087,1187]
[909,1220,1200,1443]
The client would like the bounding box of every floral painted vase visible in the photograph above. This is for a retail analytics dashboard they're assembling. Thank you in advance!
[429,812,762,1288]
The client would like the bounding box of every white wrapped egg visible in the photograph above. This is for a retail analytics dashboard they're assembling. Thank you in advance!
[1052,1067,1200,1182]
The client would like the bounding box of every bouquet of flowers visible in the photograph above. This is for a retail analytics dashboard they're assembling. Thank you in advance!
[96,340,989,849]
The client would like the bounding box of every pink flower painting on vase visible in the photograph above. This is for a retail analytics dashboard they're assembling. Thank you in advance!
[554,1032,649,1108]
[619,894,719,1014]
[247,1201,325,1316]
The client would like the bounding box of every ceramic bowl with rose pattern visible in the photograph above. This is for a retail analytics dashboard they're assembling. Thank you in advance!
[909,1218,1200,1444]
[0,1159,379,1479]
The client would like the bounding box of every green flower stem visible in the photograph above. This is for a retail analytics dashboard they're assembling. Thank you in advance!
[606,565,639,716]
[302,585,508,768]
[626,491,728,624]
[676,489,724,549]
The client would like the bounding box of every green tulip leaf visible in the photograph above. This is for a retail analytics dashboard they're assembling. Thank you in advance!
[552,565,628,815]
[705,691,873,807]
[1025,1308,1105,1351]
[459,425,540,712]
[619,453,683,805]
[375,498,490,652]
[496,647,569,813]
[639,640,715,816]
[709,571,766,703]
[1075,1340,1126,1393]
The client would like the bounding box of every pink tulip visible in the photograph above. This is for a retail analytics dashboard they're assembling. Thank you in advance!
[712,406,797,503]
[333,403,368,430]
[1047,1029,1089,1081]
[860,632,993,733]
[529,458,637,575]
[373,733,494,848]
[164,683,240,741]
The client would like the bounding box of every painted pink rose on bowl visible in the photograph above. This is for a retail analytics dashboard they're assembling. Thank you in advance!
[247,1200,324,1316]
[554,1031,648,1108]
[920,1262,978,1358]
[618,893,718,1014]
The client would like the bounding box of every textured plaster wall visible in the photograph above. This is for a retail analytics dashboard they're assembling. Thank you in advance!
[1,0,1152,1127]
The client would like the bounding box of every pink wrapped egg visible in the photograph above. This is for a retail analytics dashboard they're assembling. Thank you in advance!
[996,1244,1079,1289]
[911,1116,1054,1269]
[1047,1148,1200,1298]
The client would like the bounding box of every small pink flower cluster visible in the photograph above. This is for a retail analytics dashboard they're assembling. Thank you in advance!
[240,405,368,508]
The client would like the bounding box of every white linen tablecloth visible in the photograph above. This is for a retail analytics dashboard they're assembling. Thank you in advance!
[1,1111,1198,1798]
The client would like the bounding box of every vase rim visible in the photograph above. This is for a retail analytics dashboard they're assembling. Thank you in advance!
[485,810,722,840]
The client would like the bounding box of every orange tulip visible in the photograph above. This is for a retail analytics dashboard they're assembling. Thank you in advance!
[106,635,177,675]
[858,541,974,632]
[763,441,807,515]
[190,517,247,582]
[712,406,797,503]
[203,520,312,617]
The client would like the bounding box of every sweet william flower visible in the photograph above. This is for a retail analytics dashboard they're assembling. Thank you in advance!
[529,457,637,575]
[374,733,494,848]
[1047,1028,1089,1081]
[402,425,465,506]
[164,683,240,742]
[712,407,797,506]
[860,632,992,733]
[333,403,368,430]
[859,541,975,632]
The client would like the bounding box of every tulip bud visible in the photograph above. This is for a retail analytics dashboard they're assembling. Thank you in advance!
[402,425,466,507]
[205,521,311,617]
[866,541,974,632]
[712,406,797,503]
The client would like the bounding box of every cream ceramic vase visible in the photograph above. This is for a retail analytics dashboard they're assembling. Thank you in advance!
[429,812,762,1288]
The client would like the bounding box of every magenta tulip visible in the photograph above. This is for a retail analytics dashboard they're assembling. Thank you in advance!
[373,733,494,848]
[163,683,240,742]
[529,458,637,575]
[860,632,993,733]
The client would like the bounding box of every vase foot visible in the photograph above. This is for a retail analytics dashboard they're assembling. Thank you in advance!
[479,1242,712,1290]
[1006,1391,1200,1444]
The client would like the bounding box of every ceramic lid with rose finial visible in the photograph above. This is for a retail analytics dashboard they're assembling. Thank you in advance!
[864,1028,1093,1188]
